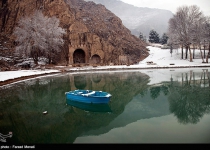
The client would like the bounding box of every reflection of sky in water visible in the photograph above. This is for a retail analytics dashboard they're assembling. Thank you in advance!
[74,114,210,143]
[101,92,170,129]
[140,68,209,85]
[0,68,209,143]
[74,68,210,143]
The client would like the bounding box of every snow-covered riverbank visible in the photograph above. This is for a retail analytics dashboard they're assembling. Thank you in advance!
[0,46,209,84]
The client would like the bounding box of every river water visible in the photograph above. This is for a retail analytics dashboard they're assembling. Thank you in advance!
[0,68,209,143]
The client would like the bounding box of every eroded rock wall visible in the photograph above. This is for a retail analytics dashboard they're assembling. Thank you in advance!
[0,0,149,65]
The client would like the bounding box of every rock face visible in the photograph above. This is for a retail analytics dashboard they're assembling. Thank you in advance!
[0,0,149,65]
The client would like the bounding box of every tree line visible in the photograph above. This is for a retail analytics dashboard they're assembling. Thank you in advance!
[139,5,210,63]
[139,30,169,45]
[167,5,210,63]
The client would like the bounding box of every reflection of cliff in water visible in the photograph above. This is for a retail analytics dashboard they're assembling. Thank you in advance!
[0,71,150,143]
[1,69,209,143]
[74,75,87,89]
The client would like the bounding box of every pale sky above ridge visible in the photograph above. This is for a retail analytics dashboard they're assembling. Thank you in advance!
[120,0,210,16]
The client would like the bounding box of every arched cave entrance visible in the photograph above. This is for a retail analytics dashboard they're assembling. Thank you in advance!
[90,54,101,64]
[73,49,85,64]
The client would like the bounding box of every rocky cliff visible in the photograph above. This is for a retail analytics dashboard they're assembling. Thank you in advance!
[0,0,149,66]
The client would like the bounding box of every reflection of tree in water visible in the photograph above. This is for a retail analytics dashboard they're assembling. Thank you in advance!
[150,86,161,99]
[161,85,169,96]
[149,85,169,100]
[168,71,210,124]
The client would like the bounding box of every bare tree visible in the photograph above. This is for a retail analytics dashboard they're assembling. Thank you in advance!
[189,6,207,63]
[168,5,204,62]
[190,14,206,62]
[167,18,184,59]
[203,17,210,63]
[13,10,66,64]
[168,10,186,59]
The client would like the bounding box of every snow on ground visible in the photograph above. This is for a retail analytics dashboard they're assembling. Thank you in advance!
[139,46,209,67]
[0,46,209,84]
[0,70,59,82]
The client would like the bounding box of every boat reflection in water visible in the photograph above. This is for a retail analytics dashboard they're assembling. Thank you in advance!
[66,99,112,112]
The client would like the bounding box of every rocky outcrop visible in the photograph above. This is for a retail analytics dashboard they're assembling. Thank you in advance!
[0,0,149,66]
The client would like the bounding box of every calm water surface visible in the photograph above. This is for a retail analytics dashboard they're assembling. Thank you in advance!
[0,68,210,143]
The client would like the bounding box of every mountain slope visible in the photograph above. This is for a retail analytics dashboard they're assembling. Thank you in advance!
[0,0,148,67]
[84,0,173,38]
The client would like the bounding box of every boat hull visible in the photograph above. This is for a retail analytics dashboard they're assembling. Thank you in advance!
[66,99,112,112]
[65,90,111,104]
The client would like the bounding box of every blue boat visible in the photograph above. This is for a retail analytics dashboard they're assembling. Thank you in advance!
[65,89,112,104]
[66,99,112,112]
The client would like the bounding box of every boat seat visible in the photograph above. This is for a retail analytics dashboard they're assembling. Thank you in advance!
[88,91,95,95]
[105,94,111,97]
[82,91,95,96]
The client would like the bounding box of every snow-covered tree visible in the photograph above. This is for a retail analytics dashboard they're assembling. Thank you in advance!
[190,14,207,62]
[167,15,185,59]
[168,5,205,62]
[13,10,66,64]
[202,17,210,63]
[43,15,66,64]
[148,29,160,43]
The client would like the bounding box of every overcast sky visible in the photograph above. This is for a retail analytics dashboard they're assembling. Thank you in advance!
[120,0,210,16]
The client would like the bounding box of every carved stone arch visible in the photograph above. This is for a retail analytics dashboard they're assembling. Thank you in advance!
[90,54,101,64]
[73,48,86,64]
[90,50,105,64]
[92,50,104,59]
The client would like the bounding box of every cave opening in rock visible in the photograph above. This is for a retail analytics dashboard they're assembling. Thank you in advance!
[90,54,101,64]
[73,49,85,64]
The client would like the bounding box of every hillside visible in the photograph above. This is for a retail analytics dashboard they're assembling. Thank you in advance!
[0,0,148,70]
[84,0,173,38]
